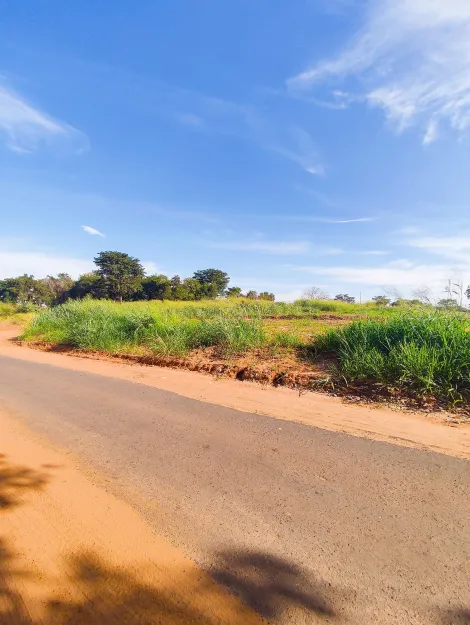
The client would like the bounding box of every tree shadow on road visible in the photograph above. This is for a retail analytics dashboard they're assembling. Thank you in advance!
[0,453,338,623]
[0,453,48,509]
[211,548,337,621]
[438,608,470,624]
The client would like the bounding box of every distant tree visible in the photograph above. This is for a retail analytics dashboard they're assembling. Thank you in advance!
[182,278,204,300]
[226,286,243,298]
[169,275,186,300]
[0,275,49,305]
[259,292,275,301]
[437,298,462,310]
[94,251,145,302]
[193,269,229,296]
[69,273,105,299]
[390,298,422,308]
[40,273,74,305]
[334,294,355,304]
[141,275,171,301]
[0,278,20,303]
[246,290,258,300]
[372,295,391,307]
[303,286,328,300]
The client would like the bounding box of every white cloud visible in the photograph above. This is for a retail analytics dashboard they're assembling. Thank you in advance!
[82,225,105,237]
[0,251,93,279]
[361,250,390,255]
[0,83,89,154]
[142,261,161,275]
[295,259,466,293]
[406,234,470,263]
[210,240,310,254]
[288,0,470,142]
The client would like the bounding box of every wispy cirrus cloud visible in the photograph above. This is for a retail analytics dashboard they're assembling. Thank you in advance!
[82,225,105,237]
[154,84,324,174]
[288,0,470,144]
[406,234,470,264]
[0,83,89,154]
[281,215,375,224]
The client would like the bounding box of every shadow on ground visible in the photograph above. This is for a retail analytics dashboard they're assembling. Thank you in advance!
[0,453,48,509]
[1,455,465,624]
[0,453,338,624]
[211,549,336,620]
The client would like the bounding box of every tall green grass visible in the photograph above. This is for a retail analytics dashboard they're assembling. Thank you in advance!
[22,299,267,357]
[316,311,470,403]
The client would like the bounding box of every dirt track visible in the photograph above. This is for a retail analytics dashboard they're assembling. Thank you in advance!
[1,349,469,624]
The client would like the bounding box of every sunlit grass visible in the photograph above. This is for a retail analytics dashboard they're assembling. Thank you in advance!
[316,311,470,403]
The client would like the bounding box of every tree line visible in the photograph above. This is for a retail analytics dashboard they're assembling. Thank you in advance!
[0,251,275,306]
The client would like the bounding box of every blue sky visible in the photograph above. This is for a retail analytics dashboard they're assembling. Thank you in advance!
[1,0,470,301]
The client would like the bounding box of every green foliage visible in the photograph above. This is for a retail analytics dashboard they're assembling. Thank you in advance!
[226,286,243,298]
[372,295,391,306]
[69,273,106,300]
[316,311,470,402]
[192,269,229,296]
[437,298,463,311]
[0,274,50,305]
[141,275,172,301]
[334,294,355,304]
[94,251,145,302]
[259,292,275,301]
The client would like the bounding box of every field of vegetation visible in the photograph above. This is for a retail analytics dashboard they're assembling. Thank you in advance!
[18,298,470,412]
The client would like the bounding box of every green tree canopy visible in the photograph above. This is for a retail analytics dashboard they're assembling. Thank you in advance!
[334,294,355,304]
[371,295,391,307]
[226,286,243,298]
[259,292,275,301]
[69,273,105,300]
[192,269,229,296]
[94,251,145,302]
[141,275,171,301]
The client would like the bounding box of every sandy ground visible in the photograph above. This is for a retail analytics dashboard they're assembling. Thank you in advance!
[1,324,469,459]
[0,410,264,624]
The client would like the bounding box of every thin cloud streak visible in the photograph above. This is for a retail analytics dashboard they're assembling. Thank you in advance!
[0,83,89,154]
[82,225,105,237]
[281,215,375,224]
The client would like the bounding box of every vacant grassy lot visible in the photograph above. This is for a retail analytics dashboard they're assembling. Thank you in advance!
[20,298,470,409]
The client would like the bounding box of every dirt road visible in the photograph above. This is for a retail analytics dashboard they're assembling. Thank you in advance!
[1,354,469,624]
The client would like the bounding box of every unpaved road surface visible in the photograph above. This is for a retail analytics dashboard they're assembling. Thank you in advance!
[1,355,469,624]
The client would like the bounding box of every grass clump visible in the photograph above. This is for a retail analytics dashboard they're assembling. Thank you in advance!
[316,311,470,403]
[22,299,266,357]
